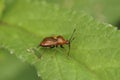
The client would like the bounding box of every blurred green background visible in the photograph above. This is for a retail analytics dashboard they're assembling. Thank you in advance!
[0,47,40,80]
[1,0,120,28]
[44,0,120,29]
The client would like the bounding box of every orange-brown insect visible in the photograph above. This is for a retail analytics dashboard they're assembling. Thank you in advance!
[38,28,76,55]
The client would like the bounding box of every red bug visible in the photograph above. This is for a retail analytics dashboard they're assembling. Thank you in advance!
[38,28,76,56]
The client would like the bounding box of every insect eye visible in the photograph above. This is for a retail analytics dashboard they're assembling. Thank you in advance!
[66,40,69,44]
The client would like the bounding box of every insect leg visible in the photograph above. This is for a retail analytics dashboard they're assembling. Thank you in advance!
[67,43,70,56]
[55,45,58,48]
[60,45,64,48]
[50,45,55,48]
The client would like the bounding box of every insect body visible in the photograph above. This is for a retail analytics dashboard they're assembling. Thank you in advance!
[38,28,76,55]
[40,36,69,48]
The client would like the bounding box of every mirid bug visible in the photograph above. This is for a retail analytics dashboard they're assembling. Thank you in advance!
[38,28,76,56]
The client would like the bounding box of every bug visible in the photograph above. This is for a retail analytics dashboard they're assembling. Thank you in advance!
[38,28,76,56]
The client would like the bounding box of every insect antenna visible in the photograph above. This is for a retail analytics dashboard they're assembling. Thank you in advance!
[69,28,76,42]
[68,28,76,56]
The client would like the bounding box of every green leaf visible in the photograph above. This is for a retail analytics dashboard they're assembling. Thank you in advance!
[0,0,4,18]
[0,0,120,80]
